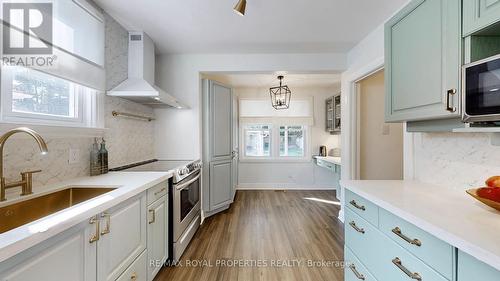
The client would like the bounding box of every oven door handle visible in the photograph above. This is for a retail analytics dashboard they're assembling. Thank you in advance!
[175,174,200,191]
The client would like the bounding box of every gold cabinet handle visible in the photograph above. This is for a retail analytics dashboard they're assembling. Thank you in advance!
[100,212,111,235]
[392,227,422,247]
[89,216,100,243]
[154,187,166,196]
[130,272,137,280]
[149,209,156,224]
[349,221,365,234]
[349,264,366,280]
[392,257,422,281]
[349,200,366,211]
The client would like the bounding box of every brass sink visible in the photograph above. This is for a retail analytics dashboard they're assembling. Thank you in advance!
[0,187,116,234]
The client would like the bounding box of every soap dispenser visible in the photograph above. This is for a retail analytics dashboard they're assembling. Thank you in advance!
[99,138,109,174]
[90,138,101,176]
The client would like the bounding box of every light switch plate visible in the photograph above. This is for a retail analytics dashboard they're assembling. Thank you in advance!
[69,148,80,164]
[382,124,391,135]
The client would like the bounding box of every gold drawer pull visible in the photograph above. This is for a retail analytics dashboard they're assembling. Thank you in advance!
[350,200,366,211]
[349,221,365,234]
[149,209,156,224]
[130,272,137,280]
[89,216,100,243]
[154,187,166,196]
[349,264,366,280]
[100,212,111,235]
[392,257,422,281]
[392,227,422,247]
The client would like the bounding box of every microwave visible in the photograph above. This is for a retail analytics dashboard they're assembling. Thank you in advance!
[463,54,500,123]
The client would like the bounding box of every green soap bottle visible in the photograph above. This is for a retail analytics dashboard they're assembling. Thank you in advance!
[90,138,101,176]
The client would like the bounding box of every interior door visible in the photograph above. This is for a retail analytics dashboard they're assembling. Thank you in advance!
[202,80,233,214]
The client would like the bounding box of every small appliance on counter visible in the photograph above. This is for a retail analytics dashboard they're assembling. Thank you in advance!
[319,146,327,157]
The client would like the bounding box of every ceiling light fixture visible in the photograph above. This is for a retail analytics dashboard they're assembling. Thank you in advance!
[270,75,291,110]
[233,0,246,16]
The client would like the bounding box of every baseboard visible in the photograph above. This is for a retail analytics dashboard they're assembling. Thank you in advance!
[236,183,337,190]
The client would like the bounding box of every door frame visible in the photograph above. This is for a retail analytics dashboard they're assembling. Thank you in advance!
[343,58,414,182]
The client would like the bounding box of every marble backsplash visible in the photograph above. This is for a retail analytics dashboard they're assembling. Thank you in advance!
[413,132,500,189]
[1,11,155,187]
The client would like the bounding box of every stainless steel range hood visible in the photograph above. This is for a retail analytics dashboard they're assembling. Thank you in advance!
[107,32,187,109]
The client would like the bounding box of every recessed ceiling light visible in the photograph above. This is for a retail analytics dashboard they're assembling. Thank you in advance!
[489,88,499,92]
[153,97,161,101]
[233,0,246,16]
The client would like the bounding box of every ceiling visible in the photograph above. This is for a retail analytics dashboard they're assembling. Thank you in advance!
[204,73,341,88]
[94,0,408,54]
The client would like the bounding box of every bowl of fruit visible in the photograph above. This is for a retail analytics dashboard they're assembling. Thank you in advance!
[467,176,500,211]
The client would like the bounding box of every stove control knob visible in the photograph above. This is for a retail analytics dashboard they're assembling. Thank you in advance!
[178,168,186,175]
[195,163,202,169]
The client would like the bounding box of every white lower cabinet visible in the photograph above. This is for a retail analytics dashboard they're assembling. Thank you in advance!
[116,250,147,281]
[97,194,147,281]
[147,195,168,281]
[0,180,170,281]
[0,219,96,281]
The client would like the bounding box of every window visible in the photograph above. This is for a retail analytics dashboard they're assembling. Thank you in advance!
[244,125,271,157]
[279,126,305,157]
[1,66,99,127]
[241,124,309,161]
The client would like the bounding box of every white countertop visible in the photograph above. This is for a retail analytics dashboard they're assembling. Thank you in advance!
[0,171,173,263]
[314,156,341,165]
[340,180,500,272]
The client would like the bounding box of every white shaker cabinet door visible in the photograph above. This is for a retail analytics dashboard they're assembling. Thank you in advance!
[147,196,168,281]
[97,194,147,281]
[0,219,97,281]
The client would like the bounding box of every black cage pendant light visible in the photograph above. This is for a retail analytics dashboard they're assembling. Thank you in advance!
[270,75,291,110]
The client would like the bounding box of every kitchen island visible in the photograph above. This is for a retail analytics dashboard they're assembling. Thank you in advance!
[341,180,500,280]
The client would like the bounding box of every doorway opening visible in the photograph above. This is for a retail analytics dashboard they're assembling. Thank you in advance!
[355,70,403,180]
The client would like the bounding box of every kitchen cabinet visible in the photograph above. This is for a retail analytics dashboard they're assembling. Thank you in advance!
[0,179,170,281]
[116,251,147,281]
[326,94,341,134]
[97,194,147,281]
[202,80,235,216]
[147,195,168,281]
[463,0,500,36]
[0,219,96,281]
[385,0,461,123]
[457,250,500,281]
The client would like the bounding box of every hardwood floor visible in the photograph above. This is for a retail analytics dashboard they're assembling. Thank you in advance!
[155,190,345,281]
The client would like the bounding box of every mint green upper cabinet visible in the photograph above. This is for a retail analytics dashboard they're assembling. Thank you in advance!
[385,0,461,122]
[463,0,500,36]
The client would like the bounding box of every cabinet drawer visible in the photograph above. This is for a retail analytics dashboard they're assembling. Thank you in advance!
[379,208,453,280]
[458,250,500,281]
[345,246,378,281]
[116,250,147,281]
[345,190,379,226]
[377,238,449,281]
[147,181,168,205]
[345,208,383,272]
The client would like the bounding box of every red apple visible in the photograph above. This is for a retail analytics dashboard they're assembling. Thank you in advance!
[485,176,500,188]
[477,187,500,203]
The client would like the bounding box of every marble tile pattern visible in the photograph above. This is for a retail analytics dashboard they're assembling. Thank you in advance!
[413,132,500,189]
[1,11,155,187]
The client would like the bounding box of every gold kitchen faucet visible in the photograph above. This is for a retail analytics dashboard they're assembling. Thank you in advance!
[0,127,48,201]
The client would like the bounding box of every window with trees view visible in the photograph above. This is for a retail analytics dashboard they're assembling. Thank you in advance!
[241,124,308,160]
[1,66,98,126]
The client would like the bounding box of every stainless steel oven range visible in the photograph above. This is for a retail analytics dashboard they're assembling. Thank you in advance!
[110,159,202,262]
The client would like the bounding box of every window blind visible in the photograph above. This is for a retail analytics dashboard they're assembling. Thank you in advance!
[239,98,314,125]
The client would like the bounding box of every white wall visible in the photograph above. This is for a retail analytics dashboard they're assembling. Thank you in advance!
[154,53,347,161]
[234,86,340,189]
